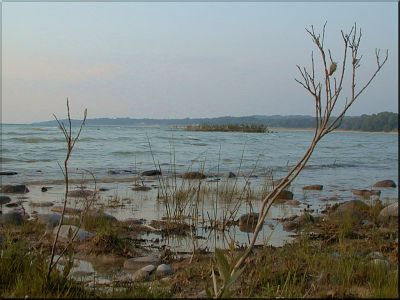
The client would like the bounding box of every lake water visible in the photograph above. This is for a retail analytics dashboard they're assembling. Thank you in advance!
[1,124,398,251]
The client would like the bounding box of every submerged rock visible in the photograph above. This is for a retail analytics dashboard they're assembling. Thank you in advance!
[239,213,259,233]
[67,189,95,198]
[284,199,301,206]
[30,201,54,207]
[131,186,152,191]
[51,206,82,215]
[182,172,207,180]
[1,184,29,193]
[303,185,323,191]
[373,180,396,188]
[228,172,237,178]
[141,170,162,176]
[0,171,18,176]
[277,190,293,200]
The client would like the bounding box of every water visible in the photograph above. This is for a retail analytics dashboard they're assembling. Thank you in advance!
[1,124,398,251]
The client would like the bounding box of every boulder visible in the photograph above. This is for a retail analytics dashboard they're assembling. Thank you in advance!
[0,196,12,206]
[35,214,62,229]
[378,203,398,219]
[0,211,24,225]
[277,190,293,200]
[303,185,323,191]
[0,171,18,176]
[329,200,369,222]
[373,180,396,188]
[1,185,29,193]
[282,214,314,231]
[53,225,94,241]
[238,213,259,233]
[182,172,207,180]
[131,186,152,191]
[351,189,381,198]
[67,189,95,198]
[155,264,173,277]
[141,170,162,176]
[41,187,48,192]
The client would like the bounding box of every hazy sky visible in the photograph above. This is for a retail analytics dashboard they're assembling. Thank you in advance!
[2,1,398,124]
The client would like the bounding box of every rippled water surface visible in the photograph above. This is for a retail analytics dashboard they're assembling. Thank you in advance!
[1,124,398,251]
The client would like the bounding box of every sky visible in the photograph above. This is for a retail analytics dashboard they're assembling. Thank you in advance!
[2,1,398,124]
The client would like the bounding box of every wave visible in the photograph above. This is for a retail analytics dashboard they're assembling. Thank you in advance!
[6,137,64,143]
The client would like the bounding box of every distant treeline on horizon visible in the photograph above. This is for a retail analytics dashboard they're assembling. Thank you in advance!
[33,111,398,132]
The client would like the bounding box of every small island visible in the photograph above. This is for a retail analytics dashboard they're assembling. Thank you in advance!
[185,123,269,133]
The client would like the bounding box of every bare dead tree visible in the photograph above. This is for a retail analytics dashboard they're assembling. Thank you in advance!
[212,23,388,298]
[46,99,87,283]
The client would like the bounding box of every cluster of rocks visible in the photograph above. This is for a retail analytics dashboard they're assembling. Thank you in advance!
[123,254,174,282]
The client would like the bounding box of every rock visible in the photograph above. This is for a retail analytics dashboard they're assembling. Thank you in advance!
[1,184,29,193]
[182,172,207,180]
[51,206,82,215]
[99,187,109,192]
[0,211,24,225]
[284,199,301,206]
[351,189,381,198]
[123,255,160,269]
[155,264,173,277]
[86,210,117,222]
[53,225,94,241]
[35,214,61,229]
[132,269,150,282]
[131,186,152,191]
[30,201,54,207]
[67,189,95,198]
[0,171,18,176]
[361,219,375,228]
[329,200,369,222]
[141,264,156,273]
[282,214,314,231]
[228,172,236,178]
[238,213,259,227]
[5,202,19,208]
[373,180,396,188]
[141,170,162,176]
[378,203,398,219]
[0,196,12,206]
[277,190,293,200]
[303,185,323,191]
[41,187,48,192]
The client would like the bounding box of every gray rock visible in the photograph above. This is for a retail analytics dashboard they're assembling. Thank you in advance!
[86,210,117,221]
[155,264,173,277]
[378,203,398,219]
[228,172,236,178]
[1,184,29,193]
[36,214,62,229]
[123,255,160,269]
[367,251,385,260]
[361,219,375,228]
[329,200,369,222]
[54,225,94,241]
[0,211,24,225]
[141,264,156,273]
[0,196,12,205]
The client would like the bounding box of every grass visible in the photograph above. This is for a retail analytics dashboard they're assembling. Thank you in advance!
[185,123,269,133]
